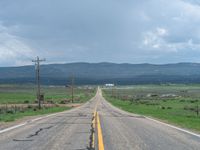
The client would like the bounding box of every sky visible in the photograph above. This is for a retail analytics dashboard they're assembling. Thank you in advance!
[0,0,200,66]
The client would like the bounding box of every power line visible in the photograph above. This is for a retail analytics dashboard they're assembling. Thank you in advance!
[32,56,46,109]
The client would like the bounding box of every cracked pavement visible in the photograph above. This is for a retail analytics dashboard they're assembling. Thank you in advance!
[0,89,200,150]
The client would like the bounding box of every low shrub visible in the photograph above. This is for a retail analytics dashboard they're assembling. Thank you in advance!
[24,100,29,104]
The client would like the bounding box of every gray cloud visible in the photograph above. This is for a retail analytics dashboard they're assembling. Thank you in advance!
[0,0,200,66]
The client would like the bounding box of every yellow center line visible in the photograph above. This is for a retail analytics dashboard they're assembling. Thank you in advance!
[92,89,104,149]
[92,111,97,148]
[92,99,99,149]
[97,112,105,150]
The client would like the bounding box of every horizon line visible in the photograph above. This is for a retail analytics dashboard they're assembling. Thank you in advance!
[0,61,200,68]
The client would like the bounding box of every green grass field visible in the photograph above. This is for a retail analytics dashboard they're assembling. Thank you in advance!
[0,84,96,104]
[0,84,96,122]
[103,84,200,132]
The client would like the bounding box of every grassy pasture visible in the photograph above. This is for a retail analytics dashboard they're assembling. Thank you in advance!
[103,84,200,132]
[0,84,96,122]
[0,84,96,104]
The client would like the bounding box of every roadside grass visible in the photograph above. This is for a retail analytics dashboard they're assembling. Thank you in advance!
[103,85,200,132]
[0,106,70,122]
[0,93,35,104]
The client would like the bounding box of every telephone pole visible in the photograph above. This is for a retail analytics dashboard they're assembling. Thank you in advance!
[111,87,114,97]
[32,56,46,109]
[71,75,74,103]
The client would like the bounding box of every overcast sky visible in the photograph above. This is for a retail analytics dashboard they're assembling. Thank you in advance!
[0,0,200,66]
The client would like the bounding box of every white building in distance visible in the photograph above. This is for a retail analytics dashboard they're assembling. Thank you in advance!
[105,84,114,87]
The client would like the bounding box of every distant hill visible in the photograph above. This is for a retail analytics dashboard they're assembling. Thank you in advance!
[1,62,200,85]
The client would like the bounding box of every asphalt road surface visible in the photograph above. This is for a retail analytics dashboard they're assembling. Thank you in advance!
[0,88,200,150]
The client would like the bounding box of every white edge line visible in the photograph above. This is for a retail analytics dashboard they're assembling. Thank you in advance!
[103,96,200,138]
[146,117,200,138]
[0,123,27,134]
[0,98,94,134]
[0,110,69,134]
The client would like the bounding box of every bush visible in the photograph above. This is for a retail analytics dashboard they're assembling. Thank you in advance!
[59,99,71,104]
[60,100,66,104]
[190,100,198,103]
[6,110,15,114]
[167,107,172,109]
[161,106,165,109]
[184,106,196,111]
[24,100,30,104]
[46,100,54,104]
[27,105,32,109]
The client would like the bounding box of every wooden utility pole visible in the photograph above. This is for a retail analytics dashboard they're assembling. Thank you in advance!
[112,87,114,97]
[71,75,74,103]
[32,56,46,109]
[115,85,117,98]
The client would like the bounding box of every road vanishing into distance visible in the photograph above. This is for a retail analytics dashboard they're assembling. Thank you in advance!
[0,88,200,150]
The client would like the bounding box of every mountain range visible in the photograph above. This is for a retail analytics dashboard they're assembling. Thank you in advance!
[0,62,200,85]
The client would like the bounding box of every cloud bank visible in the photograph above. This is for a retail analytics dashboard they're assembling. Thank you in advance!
[0,0,200,66]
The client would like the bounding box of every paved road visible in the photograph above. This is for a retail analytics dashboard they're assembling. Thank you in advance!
[0,88,200,150]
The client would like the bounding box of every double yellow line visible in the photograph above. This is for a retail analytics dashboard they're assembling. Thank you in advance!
[92,111,96,148]
[92,101,105,150]
[96,112,104,150]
